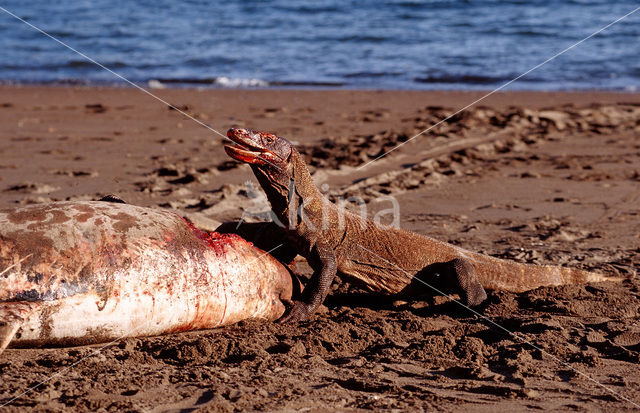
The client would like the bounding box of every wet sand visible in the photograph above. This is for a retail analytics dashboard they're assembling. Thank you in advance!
[1,86,639,411]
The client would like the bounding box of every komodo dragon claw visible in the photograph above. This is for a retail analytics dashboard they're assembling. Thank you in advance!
[277,301,316,323]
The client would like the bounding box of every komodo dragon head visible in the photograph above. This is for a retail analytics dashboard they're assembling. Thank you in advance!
[225,128,317,224]
[225,128,293,171]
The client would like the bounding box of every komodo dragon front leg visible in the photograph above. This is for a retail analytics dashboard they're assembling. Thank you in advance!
[279,243,337,323]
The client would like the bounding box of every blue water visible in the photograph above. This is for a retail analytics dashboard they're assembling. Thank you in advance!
[0,1,638,90]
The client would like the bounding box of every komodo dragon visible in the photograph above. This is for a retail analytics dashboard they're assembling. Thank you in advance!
[224,127,621,322]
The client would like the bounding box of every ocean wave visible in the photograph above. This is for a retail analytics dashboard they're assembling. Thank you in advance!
[414,73,545,85]
[147,77,269,88]
[147,77,345,88]
[414,74,507,85]
[213,77,269,88]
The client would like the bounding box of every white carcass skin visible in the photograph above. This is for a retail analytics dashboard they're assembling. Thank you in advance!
[0,201,293,352]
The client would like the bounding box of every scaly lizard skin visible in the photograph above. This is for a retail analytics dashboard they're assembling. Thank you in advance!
[225,128,621,322]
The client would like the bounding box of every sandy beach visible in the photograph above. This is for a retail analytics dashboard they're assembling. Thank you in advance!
[1,86,639,411]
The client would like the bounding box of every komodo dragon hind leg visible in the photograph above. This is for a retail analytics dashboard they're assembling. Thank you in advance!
[449,258,487,306]
[413,258,487,306]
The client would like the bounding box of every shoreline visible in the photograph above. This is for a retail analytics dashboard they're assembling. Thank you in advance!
[4,82,640,92]
[2,80,640,93]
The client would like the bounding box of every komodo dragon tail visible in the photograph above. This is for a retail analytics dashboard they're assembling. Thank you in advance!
[470,253,624,293]
[555,266,624,288]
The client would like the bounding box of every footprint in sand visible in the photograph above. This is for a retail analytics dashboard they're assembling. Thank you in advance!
[85,103,107,113]
[50,169,99,177]
[4,182,61,194]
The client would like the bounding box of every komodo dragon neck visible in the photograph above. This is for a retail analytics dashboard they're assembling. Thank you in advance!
[251,151,328,234]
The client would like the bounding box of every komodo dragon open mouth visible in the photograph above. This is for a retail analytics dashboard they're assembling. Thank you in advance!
[224,128,280,166]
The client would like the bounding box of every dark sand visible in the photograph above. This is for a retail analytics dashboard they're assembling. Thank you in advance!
[0,86,639,411]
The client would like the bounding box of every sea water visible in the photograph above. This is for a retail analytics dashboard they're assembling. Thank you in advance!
[0,0,638,90]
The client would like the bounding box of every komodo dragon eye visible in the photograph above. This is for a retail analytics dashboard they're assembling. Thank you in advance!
[264,135,274,144]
